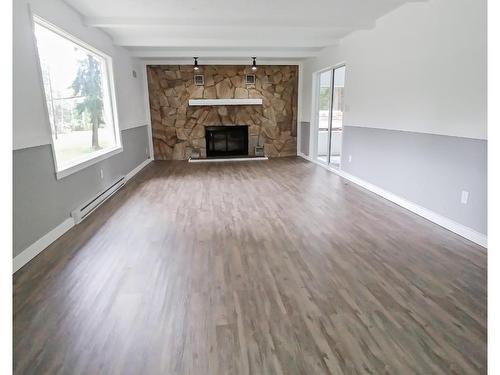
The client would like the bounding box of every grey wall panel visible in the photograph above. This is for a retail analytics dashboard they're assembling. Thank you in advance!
[13,125,150,257]
[300,122,310,156]
[340,126,487,234]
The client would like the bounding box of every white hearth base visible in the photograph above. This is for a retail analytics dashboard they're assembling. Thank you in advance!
[188,156,268,163]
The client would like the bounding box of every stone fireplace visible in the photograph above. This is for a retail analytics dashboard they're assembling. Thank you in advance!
[146,65,298,160]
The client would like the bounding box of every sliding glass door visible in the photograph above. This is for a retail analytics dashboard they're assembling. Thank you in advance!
[315,70,332,164]
[314,65,345,168]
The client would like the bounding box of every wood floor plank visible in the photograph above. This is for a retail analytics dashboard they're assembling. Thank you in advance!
[13,157,486,374]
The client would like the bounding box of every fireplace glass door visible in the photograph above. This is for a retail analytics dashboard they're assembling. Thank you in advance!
[205,125,248,157]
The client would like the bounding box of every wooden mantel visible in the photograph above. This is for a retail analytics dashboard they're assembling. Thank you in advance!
[188,99,263,106]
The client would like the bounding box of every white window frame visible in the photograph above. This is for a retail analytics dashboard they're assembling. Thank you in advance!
[31,15,123,180]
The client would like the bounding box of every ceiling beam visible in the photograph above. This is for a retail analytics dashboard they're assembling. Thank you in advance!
[84,16,375,30]
[112,36,341,48]
[128,47,325,59]
[140,58,308,66]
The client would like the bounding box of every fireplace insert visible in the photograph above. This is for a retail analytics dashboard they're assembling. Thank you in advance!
[205,125,249,157]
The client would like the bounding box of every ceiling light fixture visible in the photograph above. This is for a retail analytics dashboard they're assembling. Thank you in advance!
[251,57,257,71]
[193,57,199,71]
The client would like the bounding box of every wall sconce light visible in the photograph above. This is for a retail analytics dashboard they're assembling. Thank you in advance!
[251,57,257,71]
[193,57,199,71]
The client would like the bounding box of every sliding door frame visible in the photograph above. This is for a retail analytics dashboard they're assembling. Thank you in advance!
[330,63,346,170]
[311,62,346,167]
[312,67,333,165]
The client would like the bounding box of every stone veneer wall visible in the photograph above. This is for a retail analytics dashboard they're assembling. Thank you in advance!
[147,65,298,160]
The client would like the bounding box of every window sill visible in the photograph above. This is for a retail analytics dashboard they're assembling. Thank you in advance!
[55,146,123,180]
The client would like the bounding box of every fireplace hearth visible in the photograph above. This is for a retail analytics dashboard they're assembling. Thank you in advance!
[205,125,248,157]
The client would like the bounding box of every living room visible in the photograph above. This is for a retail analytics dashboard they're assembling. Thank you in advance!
[4,0,497,373]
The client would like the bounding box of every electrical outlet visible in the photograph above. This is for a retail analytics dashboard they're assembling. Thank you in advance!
[348,155,352,163]
[100,169,104,179]
[461,190,469,204]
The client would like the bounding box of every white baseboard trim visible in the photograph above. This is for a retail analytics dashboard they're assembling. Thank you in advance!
[126,158,152,181]
[13,218,75,273]
[13,158,154,274]
[297,152,487,248]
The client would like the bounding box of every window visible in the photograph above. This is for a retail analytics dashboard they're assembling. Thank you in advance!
[33,16,121,178]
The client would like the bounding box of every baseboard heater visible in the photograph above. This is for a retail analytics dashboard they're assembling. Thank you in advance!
[71,176,126,224]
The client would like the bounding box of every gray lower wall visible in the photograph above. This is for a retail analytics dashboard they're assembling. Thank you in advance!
[13,125,150,257]
[300,122,310,156]
[340,126,487,234]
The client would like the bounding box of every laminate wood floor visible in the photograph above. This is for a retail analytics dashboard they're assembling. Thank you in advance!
[13,157,487,375]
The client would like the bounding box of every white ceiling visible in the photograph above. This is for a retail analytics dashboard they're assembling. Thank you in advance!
[64,0,423,60]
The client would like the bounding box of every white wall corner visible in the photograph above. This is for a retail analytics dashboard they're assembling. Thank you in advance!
[125,158,152,181]
[141,62,155,161]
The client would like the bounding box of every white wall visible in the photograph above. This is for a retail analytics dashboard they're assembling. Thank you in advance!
[113,47,148,130]
[13,0,51,149]
[13,0,149,150]
[301,0,487,140]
